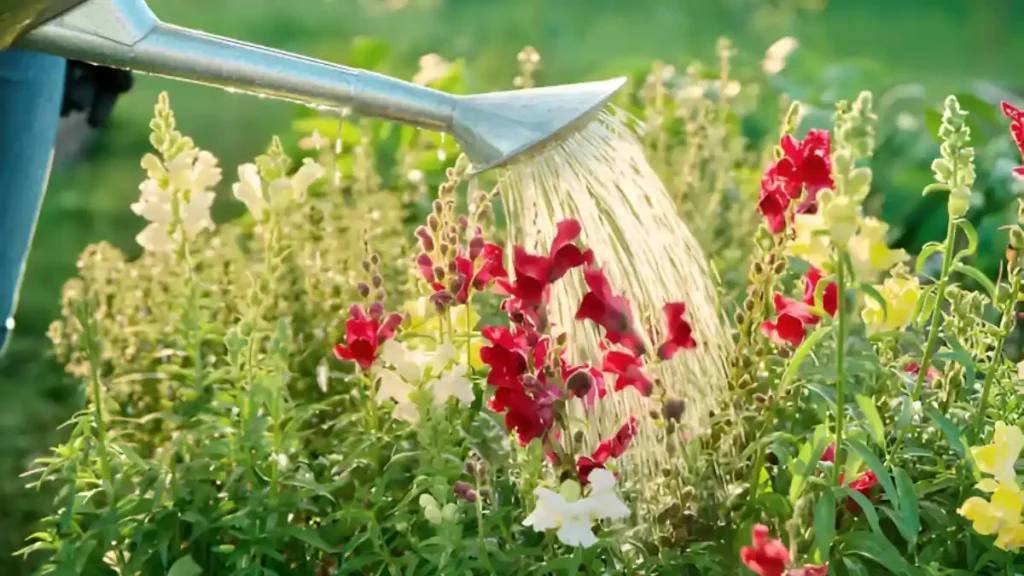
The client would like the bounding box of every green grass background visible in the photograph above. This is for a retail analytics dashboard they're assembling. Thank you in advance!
[2,0,1023,571]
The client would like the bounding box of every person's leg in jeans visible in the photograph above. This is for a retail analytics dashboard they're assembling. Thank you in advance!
[0,49,66,355]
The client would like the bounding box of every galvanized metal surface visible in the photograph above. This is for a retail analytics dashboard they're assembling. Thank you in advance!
[0,0,86,48]
[5,0,625,173]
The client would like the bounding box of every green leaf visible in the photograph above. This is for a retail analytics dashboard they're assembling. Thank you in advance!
[846,439,899,510]
[168,555,202,576]
[858,283,887,323]
[854,394,886,448]
[814,489,837,560]
[893,468,920,545]
[915,242,944,275]
[790,426,830,504]
[956,219,979,258]
[951,262,997,300]
[924,407,969,460]
[780,324,833,393]
[838,532,917,576]
[837,487,883,535]
[283,526,336,552]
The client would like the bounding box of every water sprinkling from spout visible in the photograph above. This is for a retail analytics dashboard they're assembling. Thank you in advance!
[498,106,731,505]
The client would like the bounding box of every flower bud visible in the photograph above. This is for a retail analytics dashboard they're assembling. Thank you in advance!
[468,236,485,260]
[432,200,444,215]
[370,254,380,266]
[662,398,686,422]
[372,274,382,288]
[415,226,435,252]
[566,370,595,398]
[433,266,446,281]
[357,282,370,298]
[453,481,477,503]
[752,262,765,276]
[448,259,458,273]
[449,274,466,298]
[361,260,371,272]
[458,216,469,231]
[368,302,384,320]
[465,461,476,476]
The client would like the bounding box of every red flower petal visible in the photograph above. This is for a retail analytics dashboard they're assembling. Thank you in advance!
[657,301,697,360]
[740,524,791,576]
[576,267,645,353]
[602,349,653,396]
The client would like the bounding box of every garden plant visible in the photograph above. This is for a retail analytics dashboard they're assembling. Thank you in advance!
[14,43,1024,575]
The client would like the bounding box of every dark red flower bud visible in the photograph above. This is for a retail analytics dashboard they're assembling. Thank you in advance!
[566,370,594,398]
[368,302,384,320]
[357,282,370,298]
[371,274,382,288]
[468,236,484,260]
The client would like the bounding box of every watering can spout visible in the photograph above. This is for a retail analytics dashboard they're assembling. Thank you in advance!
[11,0,626,172]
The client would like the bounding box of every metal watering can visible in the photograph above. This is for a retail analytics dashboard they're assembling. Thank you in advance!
[0,0,626,353]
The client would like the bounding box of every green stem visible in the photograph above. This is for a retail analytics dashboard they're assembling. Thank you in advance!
[973,269,1020,438]
[474,487,493,572]
[912,217,958,402]
[82,305,127,569]
[833,253,848,486]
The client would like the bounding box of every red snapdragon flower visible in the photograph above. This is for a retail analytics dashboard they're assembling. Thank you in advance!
[741,524,827,576]
[905,363,941,384]
[760,294,816,346]
[576,267,645,354]
[479,325,562,446]
[576,416,638,483]
[841,470,879,513]
[1002,101,1024,176]
[761,267,838,346]
[657,301,697,360]
[803,267,838,318]
[489,376,560,446]
[425,242,508,304]
[602,348,654,396]
[758,130,834,234]
[740,524,791,576]
[333,304,403,370]
[499,219,593,305]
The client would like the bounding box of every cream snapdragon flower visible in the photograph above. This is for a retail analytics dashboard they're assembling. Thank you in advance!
[522,469,630,548]
[131,149,221,253]
[374,339,474,423]
[848,217,908,281]
[232,158,325,221]
[787,211,832,271]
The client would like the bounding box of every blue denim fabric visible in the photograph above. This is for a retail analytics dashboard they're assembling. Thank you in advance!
[0,49,66,355]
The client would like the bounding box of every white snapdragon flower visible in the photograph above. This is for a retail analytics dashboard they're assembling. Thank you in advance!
[131,149,220,253]
[232,158,326,220]
[522,469,630,548]
[374,340,474,423]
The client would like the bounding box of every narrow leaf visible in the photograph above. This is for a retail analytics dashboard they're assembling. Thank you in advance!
[846,439,899,510]
[951,262,997,300]
[893,468,920,545]
[814,489,837,560]
[854,394,886,448]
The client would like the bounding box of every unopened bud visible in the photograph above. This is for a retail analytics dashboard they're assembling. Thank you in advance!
[453,481,477,503]
[772,261,786,275]
[662,398,686,422]
[370,254,380,266]
[752,262,765,276]
[415,226,435,251]
[449,274,466,297]
[372,274,382,288]
[433,266,446,281]
[458,216,469,231]
[361,260,371,272]
[427,214,440,231]
[432,200,444,215]
[469,236,485,260]
[357,282,370,298]
[368,302,384,320]
[566,370,595,398]
[573,430,586,445]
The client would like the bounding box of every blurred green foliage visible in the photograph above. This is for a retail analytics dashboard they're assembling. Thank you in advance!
[2,0,1024,572]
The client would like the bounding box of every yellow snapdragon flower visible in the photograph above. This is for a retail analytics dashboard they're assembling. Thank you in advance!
[861,270,920,334]
[957,482,1023,550]
[973,421,1024,485]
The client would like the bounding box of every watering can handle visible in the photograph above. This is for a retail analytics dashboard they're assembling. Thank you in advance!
[0,49,65,355]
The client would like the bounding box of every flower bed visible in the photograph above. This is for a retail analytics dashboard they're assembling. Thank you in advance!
[17,52,1024,575]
